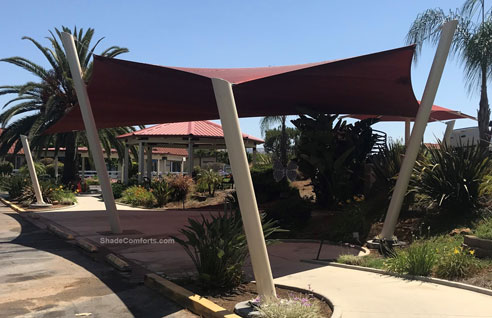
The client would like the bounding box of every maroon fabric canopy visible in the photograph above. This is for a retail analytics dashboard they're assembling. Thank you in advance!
[348,104,475,122]
[47,45,420,133]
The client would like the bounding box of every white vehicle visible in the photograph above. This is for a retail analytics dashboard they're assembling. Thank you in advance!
[449,127,492,149]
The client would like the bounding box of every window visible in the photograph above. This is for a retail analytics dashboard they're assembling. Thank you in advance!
[170,161,182,173]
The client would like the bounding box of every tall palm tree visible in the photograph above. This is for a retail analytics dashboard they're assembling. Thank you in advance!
[260,115,288,166]
[406,0,492,147]
[0,26,137,184]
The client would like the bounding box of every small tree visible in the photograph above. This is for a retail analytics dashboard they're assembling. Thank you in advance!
[198,169,223,196]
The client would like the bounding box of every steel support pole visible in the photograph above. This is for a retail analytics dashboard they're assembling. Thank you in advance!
[54,156,59,180]
[123,144,129,184]
[61,32,122,234]
[20,135,49,206]
[188,138,194,175]
[404,119,411,145]
[212,78,276,299]
[381,20,457,239]
[146,145,152,179]
[138,142,144,184]
[443,120,455,145]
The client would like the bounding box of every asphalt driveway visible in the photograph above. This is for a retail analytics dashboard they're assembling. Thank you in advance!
[0,203,195,318]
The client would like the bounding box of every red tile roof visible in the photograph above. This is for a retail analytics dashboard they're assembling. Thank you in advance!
[117,120,264,143]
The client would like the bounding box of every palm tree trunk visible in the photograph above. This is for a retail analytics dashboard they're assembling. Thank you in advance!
[280,116,288,166]
[478,65,490,148]
[61,133,78,185]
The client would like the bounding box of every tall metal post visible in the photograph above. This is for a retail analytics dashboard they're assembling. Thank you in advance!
[443,120,456,145]
[381,21,457,239]
[123,144,129,184]
[20,135,51,207]
[61,32,122,234]
[146,145,153,179]
[404,119,411,145]
[138,141,144,184]
[212,78,276,299]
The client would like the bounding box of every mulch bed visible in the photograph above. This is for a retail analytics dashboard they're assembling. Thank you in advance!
[177,280,332,317]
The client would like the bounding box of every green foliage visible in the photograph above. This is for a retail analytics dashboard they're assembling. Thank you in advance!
[0,26,136,185]
[18,181,55,205]
[253,294,323,318]
[337,254,386,269]
[111,182,127,199]
[151,179,172,207]
[475,218,492,240]
[251,166,291,203]
[197,169,223,196]
[253,153,273,168]
[263,126,299,160]
[385,241,437,276]
[0,174,29,199]
[410,141,491,212]
[18,162,46,177]
[167,175,193,206]
[292,112,377,207]
[172,209,280,290]
[121,185,157,208]
[45,162,64,178]
[84,177,100,186]
[50,185,77,205]
[0,161,13,174]
[264,194,312,230]
[370,141,406,196]
[434,246,480,279]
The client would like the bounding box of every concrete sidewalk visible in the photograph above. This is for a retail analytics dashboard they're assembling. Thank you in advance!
[275,265,492,318]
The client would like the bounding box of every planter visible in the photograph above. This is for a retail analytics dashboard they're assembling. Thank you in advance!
[463,235,492,258]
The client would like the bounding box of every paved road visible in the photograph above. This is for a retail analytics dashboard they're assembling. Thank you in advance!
[0,203,195,318]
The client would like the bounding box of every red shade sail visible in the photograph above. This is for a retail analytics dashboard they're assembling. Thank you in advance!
[47,45,420,133]
[347,103,475,122]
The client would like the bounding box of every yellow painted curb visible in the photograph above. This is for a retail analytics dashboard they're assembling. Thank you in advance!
[145,273,240,318]
[0,197,26,213]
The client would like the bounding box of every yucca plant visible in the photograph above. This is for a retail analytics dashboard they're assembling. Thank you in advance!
[410,141,491,212]
[172,199,280,290]
[197,169,222,197]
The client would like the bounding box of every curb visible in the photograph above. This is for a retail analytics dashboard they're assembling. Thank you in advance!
[145,273,240,318]
[0,197,26,213]
[76,239,98,253]
[302,259,492,297]
[105,253,132,272]
[47,224,75,240]
[278,239,370,257]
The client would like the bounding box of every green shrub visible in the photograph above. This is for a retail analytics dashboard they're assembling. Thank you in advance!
[474,218,492,240]
[0,174,29,199]
[370,141,406,197]
[197,169,223,196]
[337,254,386,269]
[50,186,77,205]
[39,158,54,166]
[172,210,280,290]
[0,161,14,175]
[85,177,100,185]
[253,293,323,318]
[385,241,436,276]
[18,162,46,177]
[121,185,156,208]
[434,246,480,279]
[18,181,56,205]
[111,182,126,199]
[251,166,291,203]
[410,141,491,212]
[292,112,377,207]
[264,194,311,230]
[151,179,172,207]
[45,162,64,178]
[167,175,193,206]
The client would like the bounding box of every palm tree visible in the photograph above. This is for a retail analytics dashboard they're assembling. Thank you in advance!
[0,26,137,184]
[406,0,492,147]
[260,116,288,166]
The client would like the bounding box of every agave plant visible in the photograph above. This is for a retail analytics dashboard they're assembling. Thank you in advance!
[410,141,491,212]
[172,192,280,290]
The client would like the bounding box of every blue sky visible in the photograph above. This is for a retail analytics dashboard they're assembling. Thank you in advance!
[0,0,486,144]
